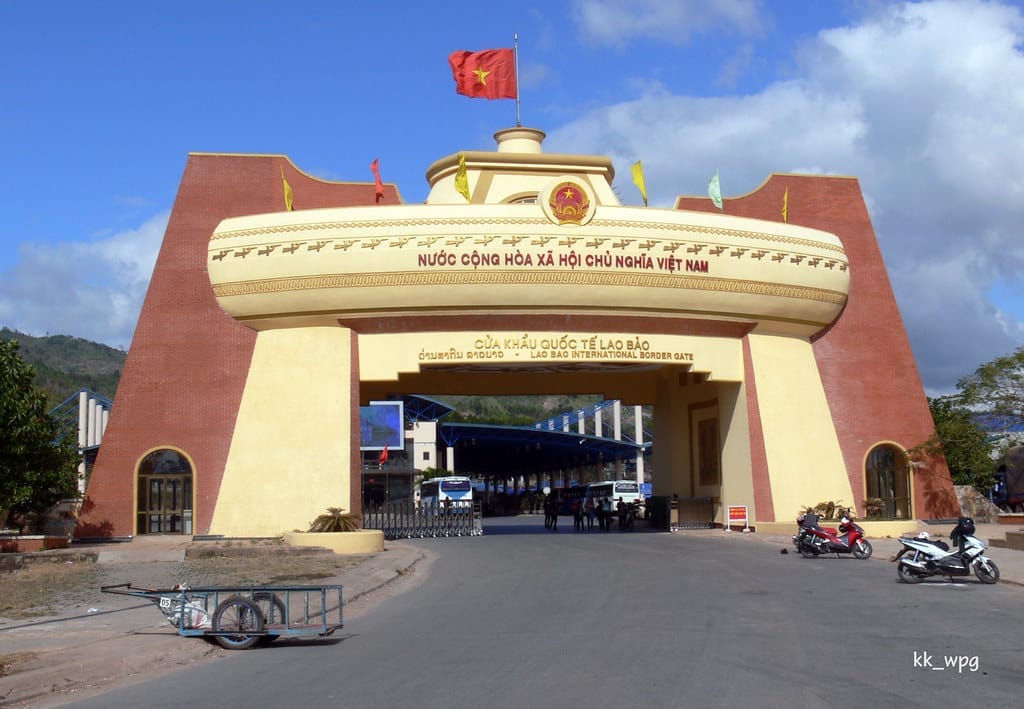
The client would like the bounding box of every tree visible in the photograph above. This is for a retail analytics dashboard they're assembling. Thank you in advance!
[957,345,1024,430]
[918,395,996,491]
[0,339,80,529]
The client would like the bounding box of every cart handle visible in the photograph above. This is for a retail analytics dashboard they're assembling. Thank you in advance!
[100,582,162,595]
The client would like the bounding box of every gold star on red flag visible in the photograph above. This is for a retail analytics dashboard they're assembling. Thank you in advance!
[449,49,518,100]
[473,67,491,85]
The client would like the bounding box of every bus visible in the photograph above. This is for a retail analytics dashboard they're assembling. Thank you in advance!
[419,476,474,514]
[558,480,645,516]
[587,480,645,515]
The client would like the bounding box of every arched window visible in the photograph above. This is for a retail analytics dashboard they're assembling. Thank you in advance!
[136,448,193,535]
[865,444,911,520]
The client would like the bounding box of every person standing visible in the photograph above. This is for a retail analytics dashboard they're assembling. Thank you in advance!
[601,497,613,531]
[585,498,596,531]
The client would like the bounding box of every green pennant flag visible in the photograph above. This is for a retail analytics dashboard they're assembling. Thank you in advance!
[708,170,722,211]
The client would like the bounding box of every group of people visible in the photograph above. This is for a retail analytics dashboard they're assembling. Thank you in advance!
[543,495,638,532]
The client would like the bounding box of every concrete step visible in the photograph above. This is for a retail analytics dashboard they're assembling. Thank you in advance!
[989,530,1024,551]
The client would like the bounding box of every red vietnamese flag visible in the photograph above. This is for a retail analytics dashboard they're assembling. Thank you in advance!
[448,49,517,99]
[378,444,388,465]
[369,158,384,203]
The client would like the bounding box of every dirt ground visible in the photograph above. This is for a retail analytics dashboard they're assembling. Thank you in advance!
[0,541,428,708]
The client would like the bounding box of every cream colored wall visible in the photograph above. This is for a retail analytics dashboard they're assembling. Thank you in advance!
[208,201,849,337]
[650,339,748,518]
[210,327,352,537]
[656,379,753,527]
[747,333,853,521]
[653,368,691,497]
[718,382,755,522]
[412,421,437,471]
[359,331,744,383]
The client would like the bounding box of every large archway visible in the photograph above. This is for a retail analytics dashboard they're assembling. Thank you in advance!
[202,128,852,537]
[77,125,960,540]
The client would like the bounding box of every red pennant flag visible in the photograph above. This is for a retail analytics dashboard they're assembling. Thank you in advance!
[448,49,517,100]
[378,444,389,465]
[370,159,384,203]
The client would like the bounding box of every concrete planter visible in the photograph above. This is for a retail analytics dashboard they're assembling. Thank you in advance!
[283,529,384,554]
[0,535,71,553]
[997,513,1024,525]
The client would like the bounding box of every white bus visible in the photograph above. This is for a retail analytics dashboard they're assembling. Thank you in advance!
[587,480,644,511]
[419,476,474,513]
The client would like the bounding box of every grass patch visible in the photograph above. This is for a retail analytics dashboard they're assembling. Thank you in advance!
[0,561,103,619]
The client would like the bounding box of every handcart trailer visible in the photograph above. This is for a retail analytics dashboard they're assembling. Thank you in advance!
[101,582,344,650]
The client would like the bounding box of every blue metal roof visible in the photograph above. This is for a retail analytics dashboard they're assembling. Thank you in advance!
[438,421,645,477]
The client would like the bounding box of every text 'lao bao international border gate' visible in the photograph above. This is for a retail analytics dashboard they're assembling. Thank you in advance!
[419,333,694,365]
[76,124,959,545]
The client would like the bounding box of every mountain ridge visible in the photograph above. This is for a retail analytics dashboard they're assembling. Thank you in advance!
[0,327,602,423]
[0,327,126,409]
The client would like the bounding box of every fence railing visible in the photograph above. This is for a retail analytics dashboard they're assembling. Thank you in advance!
[362,500,483,540]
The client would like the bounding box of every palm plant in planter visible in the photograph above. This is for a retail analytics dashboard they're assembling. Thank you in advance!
[308,507,362,533]
[862,497,886,518]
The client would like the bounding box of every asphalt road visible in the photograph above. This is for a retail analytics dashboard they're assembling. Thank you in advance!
[69,517,1021,709]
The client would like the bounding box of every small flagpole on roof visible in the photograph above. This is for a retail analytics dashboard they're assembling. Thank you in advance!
[514,33,522,127]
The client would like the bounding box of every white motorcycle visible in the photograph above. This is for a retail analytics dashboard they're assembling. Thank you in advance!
[894,517,999,584]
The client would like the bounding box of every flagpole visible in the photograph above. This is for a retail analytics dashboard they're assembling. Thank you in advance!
[514,33,521,127]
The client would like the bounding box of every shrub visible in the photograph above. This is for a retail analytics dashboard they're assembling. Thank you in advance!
[308,507,362,533]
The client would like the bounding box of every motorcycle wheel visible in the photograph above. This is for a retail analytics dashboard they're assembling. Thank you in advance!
[897,562,925,584]
[852,539,873,560]
[800,543,819,559]
[974,559,1000,584]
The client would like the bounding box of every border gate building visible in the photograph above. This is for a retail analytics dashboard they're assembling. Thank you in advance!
[76,127,958,540]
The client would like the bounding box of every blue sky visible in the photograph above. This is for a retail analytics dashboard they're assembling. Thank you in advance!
[2,0,1024,395]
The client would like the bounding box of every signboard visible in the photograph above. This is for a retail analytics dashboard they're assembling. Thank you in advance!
[359,400,404,451]
[727,505,749,532]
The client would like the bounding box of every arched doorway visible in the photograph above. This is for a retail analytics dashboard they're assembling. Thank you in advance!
[137,448,194,534]
[865,443,911,520]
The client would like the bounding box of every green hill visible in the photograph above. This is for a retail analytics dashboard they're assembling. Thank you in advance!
[0,327,612,424]
[432,394,606,426]
[0,327,126,409]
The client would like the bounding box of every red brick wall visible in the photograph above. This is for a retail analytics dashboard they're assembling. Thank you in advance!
[77,155,396,538]
[741,336,775,522]
[676,176,957,519]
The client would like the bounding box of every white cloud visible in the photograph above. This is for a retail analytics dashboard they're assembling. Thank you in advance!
[549,0,1024,393]
[0,211,168,350]
[572,0,768,46]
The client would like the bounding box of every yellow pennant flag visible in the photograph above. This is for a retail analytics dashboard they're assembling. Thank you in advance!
[631,160,648,207]
[454,154,471,202]
[281,167,294,212]
[781,187,789,223]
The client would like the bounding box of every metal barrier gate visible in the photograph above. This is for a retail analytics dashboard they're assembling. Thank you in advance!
[647,496,716,531]
[362,500,483,540]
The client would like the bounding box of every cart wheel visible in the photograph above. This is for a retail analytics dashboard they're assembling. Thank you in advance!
[212,596,264,650]
[253,592,287,644]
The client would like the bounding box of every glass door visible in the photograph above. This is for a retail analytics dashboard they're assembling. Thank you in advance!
[137,475,192,534]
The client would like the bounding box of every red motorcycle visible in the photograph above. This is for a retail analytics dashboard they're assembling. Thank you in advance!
[795,513,873,559]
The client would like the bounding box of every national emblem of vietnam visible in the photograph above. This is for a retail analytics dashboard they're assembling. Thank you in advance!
[548,181,592,225]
